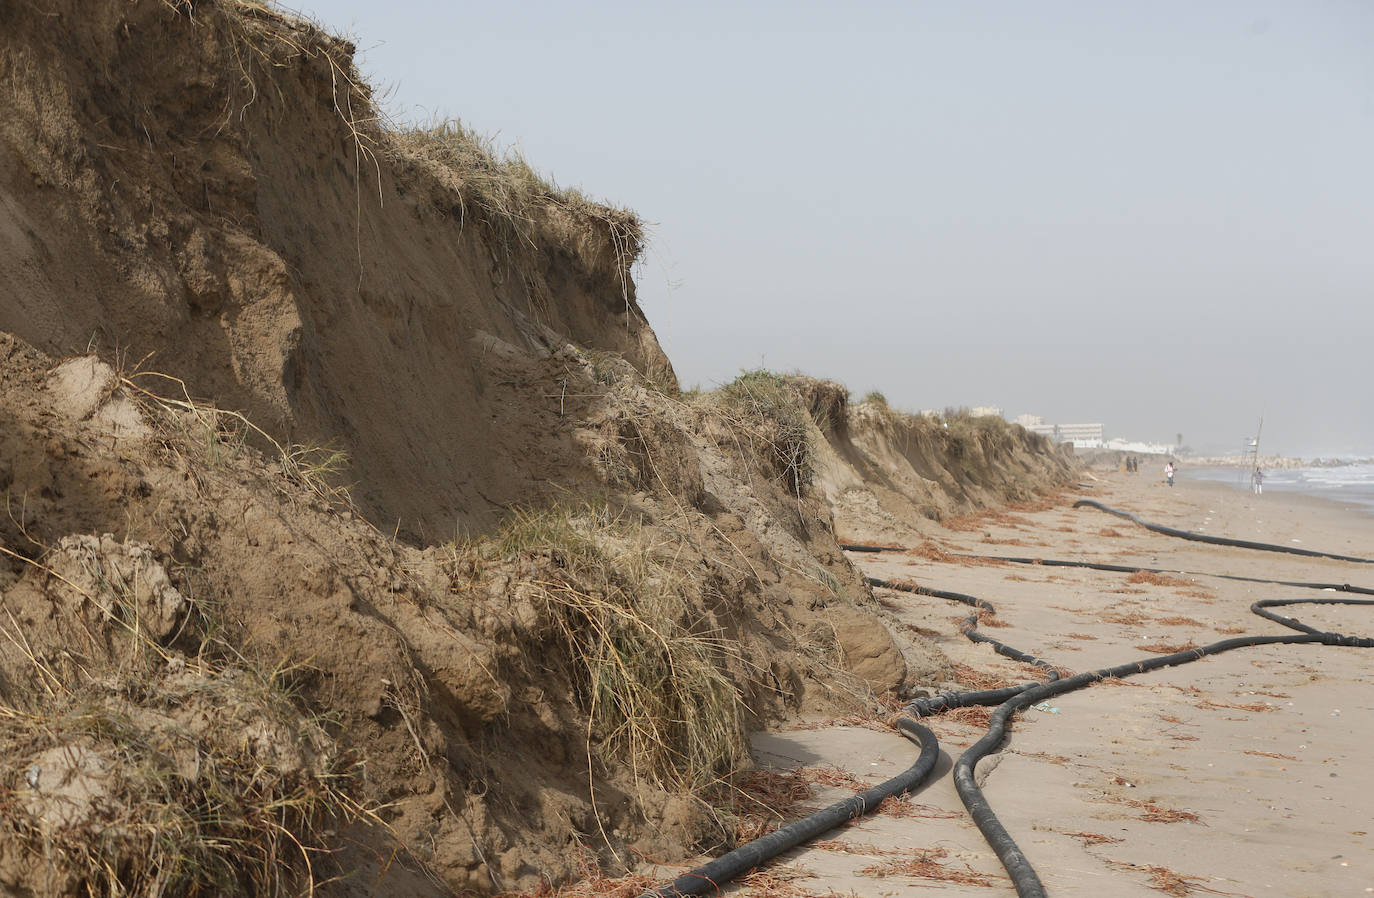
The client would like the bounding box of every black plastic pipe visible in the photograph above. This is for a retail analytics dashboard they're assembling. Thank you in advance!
[1074,498,1374,564]
[865,577,1062,717]
[642,506,1372,897]
[975,554,1374,596]
[860,501,1374,896]
[866,577,1374,897]
[638,717,940,897]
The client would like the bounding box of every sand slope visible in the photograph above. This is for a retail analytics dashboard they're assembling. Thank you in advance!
[0,3,1081,895]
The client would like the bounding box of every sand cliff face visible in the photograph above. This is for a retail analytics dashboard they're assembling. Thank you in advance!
[798,381,1076,544]
[0,0,668,540]
[0,3,1074,895]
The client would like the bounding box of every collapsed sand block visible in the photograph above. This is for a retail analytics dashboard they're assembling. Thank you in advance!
[826,605,908,693]
[49,534,188,642]
[46,356,150,440]
[18,743,117,835]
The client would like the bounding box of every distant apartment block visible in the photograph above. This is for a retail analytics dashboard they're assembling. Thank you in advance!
[1014,415,1104,448]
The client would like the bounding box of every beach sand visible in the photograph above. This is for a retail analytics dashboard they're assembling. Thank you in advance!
[711,471,1374,896]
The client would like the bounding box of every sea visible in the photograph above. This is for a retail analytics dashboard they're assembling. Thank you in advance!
[1182,463,1374,518]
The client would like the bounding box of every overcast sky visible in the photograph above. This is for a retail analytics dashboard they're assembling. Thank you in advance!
[300,1,1372,458]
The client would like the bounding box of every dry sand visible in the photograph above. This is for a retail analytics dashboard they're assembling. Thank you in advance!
[670,472,1374,897]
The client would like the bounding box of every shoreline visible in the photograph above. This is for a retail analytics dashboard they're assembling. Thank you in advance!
[1178,466,1374,520]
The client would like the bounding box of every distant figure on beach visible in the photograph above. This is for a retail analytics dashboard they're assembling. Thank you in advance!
[1165,461,1175,487]
[1252,468,1264,495]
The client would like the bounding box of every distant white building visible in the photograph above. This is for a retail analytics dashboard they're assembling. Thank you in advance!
[1015,415,1104,448]
[1103,438,1174,455]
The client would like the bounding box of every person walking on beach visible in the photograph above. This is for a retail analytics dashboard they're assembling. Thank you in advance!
[1165,461,1175,487]
[1252,467,1264,495]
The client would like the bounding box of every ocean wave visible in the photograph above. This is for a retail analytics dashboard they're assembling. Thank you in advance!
[1295,464,1374,487]
[1179,464,1374,516]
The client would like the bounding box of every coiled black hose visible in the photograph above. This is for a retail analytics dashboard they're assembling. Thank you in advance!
[637,716,940,897]
[858,501,1374,896]
[643,510,1373,896]
[865,578,1062,716]
[947,620,1372,897]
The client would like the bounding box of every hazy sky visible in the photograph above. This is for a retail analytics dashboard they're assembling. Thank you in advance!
[300,1,1373,457]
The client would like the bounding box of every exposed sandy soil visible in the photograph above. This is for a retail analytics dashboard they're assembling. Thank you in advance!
[0,4,1077,894]
[0,0,668,541]
[637,471,1374,897]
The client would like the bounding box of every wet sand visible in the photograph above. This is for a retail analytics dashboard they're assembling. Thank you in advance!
[718,471,1374,896]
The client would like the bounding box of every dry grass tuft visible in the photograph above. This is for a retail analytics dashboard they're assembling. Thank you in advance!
[941,706,995,728]
[508,848,660,897]
[1100,610,1153,626]
[1243,749,1296,761]
[713,370,816,494]
[950,662,1015,691]
[976,610,1011,628]
[705,767,814,843]
[859,847,997,886]
[735,867,818,896]
[453,504,746,792]
[125,371,361,514]
[1106,860,1242,896]
[944,509,1036,533]
[942,514,987,533]
[1194,699,1274,713]
[1006,495,1063,513]
[1127,571,1195,588]
[1121,798,1203,824]
[911,540,959,563]
[874,796,961,819]
[804,765,867,791]
[1136,642,1202,654]
[1019,751,1073,766]
[389,120,642,304]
